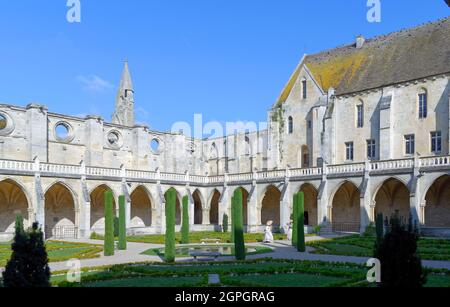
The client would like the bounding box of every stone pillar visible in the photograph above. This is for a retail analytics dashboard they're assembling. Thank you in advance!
[202,208,210,225]
[410,157,422,230]
[317,163,329,225]
[359,161,372,233]
[33,157,45,234]
[79,162,91,238]
[280,183,292,234]
[26,104,48,162]
[247,185,259,233]
[157,184,166,234]
[187,190,195,227]
[84,115,104,167]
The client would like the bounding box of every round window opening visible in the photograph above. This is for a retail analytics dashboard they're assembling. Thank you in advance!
[55,123,70,140]
[151,139,160,153]
[0,114,7,130]
[108,131,120,146]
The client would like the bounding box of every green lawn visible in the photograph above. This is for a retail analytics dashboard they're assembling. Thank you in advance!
[91,231,288,244]
[52,258,450,287]
[308,235,450,261]
[0,241,103,267]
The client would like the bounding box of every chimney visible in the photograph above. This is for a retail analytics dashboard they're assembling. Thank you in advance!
[356,35,365,49]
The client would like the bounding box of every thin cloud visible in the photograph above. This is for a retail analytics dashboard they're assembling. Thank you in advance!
[77,75,113,92]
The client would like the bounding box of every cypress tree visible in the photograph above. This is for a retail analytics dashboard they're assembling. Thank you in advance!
[165,188,177,263]
[375,213,384,243]
[296,192,306,252]
[222,214,229,233]
[118,195,127,250]
[104,190,115,256]
[3,214,28,287]
[292,193,298,246]
[181,195,190,244]
[26,223,51,287]
[233,188,246,261]
[230,196,235,243]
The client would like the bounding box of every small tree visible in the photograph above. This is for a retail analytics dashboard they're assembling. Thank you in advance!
[292,193,298,247]
[222,214,229,233]
[181,195,190,244]
[232,189,246,261]
[165,188,177,263]
[296,192,306,252]
[230,197,235,243]
[3,214,28,287]
[104,191,115,256]
[118,195,127,250]
[374,212,427,288]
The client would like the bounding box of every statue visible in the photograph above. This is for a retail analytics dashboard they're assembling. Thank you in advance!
[263,220,274,243]
[286,219,293,242]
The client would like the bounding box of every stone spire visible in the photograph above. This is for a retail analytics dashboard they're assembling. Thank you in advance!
[112,60,135,126]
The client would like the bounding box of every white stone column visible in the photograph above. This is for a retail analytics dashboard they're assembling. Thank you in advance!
[202,208,210,225]
[247,186,259,233]
[33,157,45,234]
[280,183,292,234]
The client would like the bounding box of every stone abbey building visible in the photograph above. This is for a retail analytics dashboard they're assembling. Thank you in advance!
[0,17,449,240]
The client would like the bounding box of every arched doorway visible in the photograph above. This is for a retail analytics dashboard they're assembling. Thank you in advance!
[0,179,29,233]
[374,178,410,224]
[130,186,152,228]
[424,176,450,228]
[299,183,318,227]
[193,190,203,225]
[261,185,281,227]
[209,189,220,225]
[332,181,360,233]
[90,185,116,230]
[45,183,76,239]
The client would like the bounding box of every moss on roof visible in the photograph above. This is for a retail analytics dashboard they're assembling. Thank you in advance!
[276,16,450,106]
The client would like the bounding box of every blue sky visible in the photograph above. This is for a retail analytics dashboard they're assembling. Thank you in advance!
[0,0,448,132]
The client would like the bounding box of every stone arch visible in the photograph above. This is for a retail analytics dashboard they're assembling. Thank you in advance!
[374,178,410,223]
[261,185,281,227]
[424,175,450,228]
[299,183,318,226]
[331,181,360,233]
[0,179,30,233]
[130,185,153,228]
[90,185,116,230]
[209,189,221,225]
[44,182,77,238]
[193,189,203,225]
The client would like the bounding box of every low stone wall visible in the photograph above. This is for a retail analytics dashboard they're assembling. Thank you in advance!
[421,227,450,238]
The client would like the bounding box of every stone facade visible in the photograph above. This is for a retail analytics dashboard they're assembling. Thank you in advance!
[0,18,449,240]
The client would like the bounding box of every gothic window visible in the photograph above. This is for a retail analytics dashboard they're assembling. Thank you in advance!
[418,90,428,119]
[302,79,307,99]
[151,138,160,153]
[367,139,376,159]
[356,102,364,128]
[288,116,294,134]
[345,142,354,161]
[405,134,415,155]
[209,143,218,160]
[431,131,442,153]
[54,122,74,143]
[108,131,120,146]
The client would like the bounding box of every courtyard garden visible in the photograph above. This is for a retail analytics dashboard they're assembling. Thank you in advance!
[0,240,103,267]
[51,258,450,287]
[307,235,450,261]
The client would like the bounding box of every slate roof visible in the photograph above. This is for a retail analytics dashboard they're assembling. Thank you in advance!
[276,16,450,105]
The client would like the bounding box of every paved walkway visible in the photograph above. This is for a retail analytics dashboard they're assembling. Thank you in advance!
[47,236,450,272]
